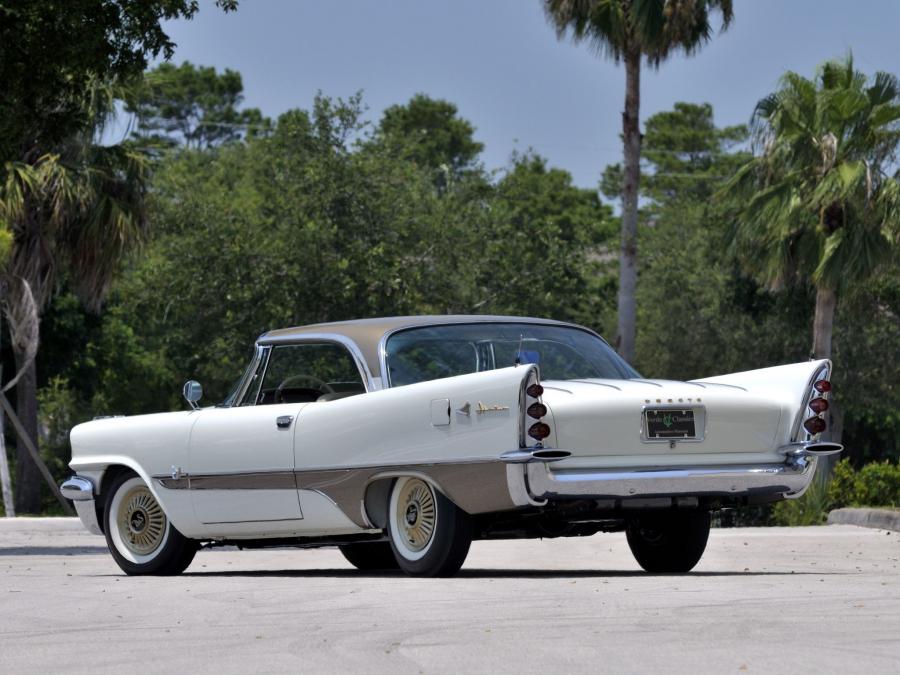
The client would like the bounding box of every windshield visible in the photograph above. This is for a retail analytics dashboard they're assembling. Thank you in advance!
[384,322,639,387]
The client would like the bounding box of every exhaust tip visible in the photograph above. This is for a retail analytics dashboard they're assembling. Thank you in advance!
[530,449,572,461]
[803,442,843,456]
[500,449,572,463]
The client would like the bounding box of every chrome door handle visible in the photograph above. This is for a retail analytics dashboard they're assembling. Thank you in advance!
[276,415,294,429]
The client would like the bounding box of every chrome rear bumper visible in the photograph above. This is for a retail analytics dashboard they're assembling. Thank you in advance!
[60,476,102,535]
[506,453,818,507]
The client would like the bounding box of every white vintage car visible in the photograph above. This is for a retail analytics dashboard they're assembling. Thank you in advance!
[61,315,842,577]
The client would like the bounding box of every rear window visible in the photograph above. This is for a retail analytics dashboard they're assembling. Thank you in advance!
[384,322,639,387]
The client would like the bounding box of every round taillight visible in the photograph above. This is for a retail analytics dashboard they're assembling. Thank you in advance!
[803,416,827,435]
[813,379,832,393]
[808,397,829,414]
[526,383,544,398]
[527,402,547,419]
[528,422,551,441]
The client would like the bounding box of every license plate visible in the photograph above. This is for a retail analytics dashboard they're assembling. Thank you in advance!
[644,409,697,439]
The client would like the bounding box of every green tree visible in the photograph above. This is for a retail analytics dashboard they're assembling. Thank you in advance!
[602,102,747,206]
[0,84,149,513]
[377,94,484,185]
[625,103,810,378]
[480,152,616,325]
[0,0,237,512]
[543,0,733,364]
[49,91,617,424]
[723,56,900,360]
[0,0,237,162]
[126,61,270,149]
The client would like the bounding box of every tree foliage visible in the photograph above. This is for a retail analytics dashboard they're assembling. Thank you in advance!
[0,0,237,160]
[724,56,900,298]
[543,0,733,67]
[125,61,270,149]
[376,94,484,185]
[543,0,734,364]
[39,94,614,410]
[21,63,900,518]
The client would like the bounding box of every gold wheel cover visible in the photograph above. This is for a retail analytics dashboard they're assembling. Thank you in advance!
[116,485,167,556]
[395,479,436,552]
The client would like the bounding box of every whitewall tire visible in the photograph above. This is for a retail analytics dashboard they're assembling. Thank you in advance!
[387,477,472,577]
[104,473,197,575]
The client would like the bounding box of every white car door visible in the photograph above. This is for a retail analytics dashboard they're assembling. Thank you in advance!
[188,340,370,536]
[188,402,306,530]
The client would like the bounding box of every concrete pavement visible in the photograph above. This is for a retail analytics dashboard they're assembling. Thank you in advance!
[1,519,898,674]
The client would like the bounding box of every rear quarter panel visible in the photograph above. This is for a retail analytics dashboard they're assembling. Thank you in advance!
[294,365,535,469]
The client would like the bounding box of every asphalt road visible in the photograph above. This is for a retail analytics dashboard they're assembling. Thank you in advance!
[1,519,898,674]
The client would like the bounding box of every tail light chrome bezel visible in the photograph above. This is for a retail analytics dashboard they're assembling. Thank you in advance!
[519,366,551,448]
[791,363,832,442]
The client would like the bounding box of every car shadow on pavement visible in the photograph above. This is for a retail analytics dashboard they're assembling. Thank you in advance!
[167,568,839,579]
[0,546,109,556]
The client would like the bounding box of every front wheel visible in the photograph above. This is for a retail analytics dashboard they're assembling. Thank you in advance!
[104,472,198,576]
[626,510,710,573]
[387,477,472,577]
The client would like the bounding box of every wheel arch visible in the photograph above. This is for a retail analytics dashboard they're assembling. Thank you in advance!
[72,457,185,535]
[362,471,460,529]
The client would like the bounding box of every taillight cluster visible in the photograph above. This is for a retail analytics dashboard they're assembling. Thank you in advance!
[525,382,551,443]
[802,378,832,436]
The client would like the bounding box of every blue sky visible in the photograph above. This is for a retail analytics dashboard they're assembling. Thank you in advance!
[153,0,900,188]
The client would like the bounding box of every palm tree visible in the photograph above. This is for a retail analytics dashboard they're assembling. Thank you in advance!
[0,82,148,513]
[723,55,900,360]
[544,0,733,363]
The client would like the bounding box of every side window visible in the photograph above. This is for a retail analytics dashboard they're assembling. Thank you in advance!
[251,342,365,405]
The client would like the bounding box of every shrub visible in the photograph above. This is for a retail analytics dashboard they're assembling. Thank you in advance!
[773,475,833,526]
[853,462,900,507]
[773,458,900,526]
[827,458,858,509]
[826,458,900,508]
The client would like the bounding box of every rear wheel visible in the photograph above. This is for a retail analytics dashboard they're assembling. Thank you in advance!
[626,510,710,573]
[387,477,472,577]
[339,542,399,571]
[104,472,198,576]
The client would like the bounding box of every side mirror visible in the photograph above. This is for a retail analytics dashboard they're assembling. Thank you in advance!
[183,380,203,410]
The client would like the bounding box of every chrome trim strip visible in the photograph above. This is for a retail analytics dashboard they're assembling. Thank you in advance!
[155,470,297,491]
[156,459,518,528]
[629,379,664,388]
[202,517,305,525]
[692,382,747,392]
[790,361,831,443]
[523,455,817,500]
[568,380,621,390]
[227,344,268,408]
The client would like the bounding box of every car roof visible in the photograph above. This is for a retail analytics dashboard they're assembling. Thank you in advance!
[258,315,579,380]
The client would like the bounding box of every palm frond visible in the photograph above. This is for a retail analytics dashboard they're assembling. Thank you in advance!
[723,54,900,296]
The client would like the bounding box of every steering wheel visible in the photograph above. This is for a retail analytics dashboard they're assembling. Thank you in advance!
[275,374,335,402]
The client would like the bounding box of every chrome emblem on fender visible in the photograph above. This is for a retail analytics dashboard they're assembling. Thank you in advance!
[476,402,510,414]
